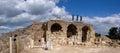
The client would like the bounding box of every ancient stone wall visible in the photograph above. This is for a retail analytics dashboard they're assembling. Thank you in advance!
[1,20,120,53]
[25,22,45,46]
[45,20,95,47]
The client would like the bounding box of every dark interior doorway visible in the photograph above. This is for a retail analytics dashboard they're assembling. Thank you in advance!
[67,24,77,38]
[82,26,90,42]
[51,23,62,33]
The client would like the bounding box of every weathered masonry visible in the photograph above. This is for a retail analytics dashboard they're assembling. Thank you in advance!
[0,20,96,53]
[30,20,95,47]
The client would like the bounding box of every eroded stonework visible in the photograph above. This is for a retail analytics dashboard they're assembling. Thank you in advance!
[30,20,95,47]
[1,20,120,53]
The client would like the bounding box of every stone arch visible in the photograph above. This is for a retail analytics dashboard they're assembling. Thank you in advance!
[67,24,77,38]
[82,26,91,42]
[51,23,62,33]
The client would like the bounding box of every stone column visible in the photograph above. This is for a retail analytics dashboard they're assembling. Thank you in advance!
[30,39,34,48]
[77,30,82,44]
[62,25,67,45]
[10,37,12,53]
[87,30,90,42]
[46,31,50,43]
[90,30,95,43]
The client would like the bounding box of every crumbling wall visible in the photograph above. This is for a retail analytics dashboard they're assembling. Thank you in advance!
[0,35,10,53]
[46,20,67,46]
[17,35,34,53]
[45,20,95,47]
[0,20,96,53]
[25,22,45,46]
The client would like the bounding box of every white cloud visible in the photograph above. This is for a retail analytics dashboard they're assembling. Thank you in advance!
[0,25,24,34]
[83,13,120,35]
[17,0,56,15]
[0,0,120,35]
[0,0,70,34]
[0,26,11,30]
[0,0,22,17]
[51,6,68,18]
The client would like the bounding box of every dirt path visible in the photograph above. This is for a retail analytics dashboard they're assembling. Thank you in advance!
[21,46,120,53]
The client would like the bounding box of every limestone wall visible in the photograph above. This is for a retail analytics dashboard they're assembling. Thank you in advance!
[45,20,95,47]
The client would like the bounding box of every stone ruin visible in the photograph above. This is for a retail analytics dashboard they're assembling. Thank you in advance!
[31,20,95,47]
[0,20,96,53]
[1,20,120,53]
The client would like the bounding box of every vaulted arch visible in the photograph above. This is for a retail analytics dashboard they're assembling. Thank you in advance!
[82,26,90,42]
[67,24,77,38]
[51,23,62,33]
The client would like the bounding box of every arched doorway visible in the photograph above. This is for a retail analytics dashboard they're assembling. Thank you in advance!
[67,24,77,38]
[51,23,62,33]
[82,26,90,42]
[50,23,62,46]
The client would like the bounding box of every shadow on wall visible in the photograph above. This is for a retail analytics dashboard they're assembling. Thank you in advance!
[82,26,90,42]
[51,23,62,33]
[67,24,77,38]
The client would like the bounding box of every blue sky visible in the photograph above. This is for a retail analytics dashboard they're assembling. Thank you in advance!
[57,0,120,17]
[0,0,120,35]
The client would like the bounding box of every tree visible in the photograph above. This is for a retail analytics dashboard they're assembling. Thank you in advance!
[95,33,101,37]
[108,27,120,39]
[118,27,120,39]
